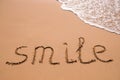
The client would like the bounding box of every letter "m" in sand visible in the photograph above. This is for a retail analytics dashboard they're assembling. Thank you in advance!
[32,46,60,65]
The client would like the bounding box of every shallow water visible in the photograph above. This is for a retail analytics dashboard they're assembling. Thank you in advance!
[58,0,120,34]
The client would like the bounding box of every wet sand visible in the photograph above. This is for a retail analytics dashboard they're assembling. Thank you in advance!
[0,0,120,80]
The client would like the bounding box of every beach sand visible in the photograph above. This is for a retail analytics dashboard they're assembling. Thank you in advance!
[0,0,120,80]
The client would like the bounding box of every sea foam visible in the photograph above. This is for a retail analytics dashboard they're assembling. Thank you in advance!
[58,0,120,34]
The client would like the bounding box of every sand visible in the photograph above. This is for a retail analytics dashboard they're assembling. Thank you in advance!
[0,0,120,80]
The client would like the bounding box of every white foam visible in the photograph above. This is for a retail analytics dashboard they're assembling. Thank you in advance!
[58,0,120,34]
